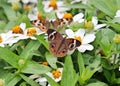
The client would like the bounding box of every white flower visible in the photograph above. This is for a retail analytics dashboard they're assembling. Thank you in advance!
[0,33,8,47]
[56,12,85,23]
[35,68,63,86]
[8,0,20,3]
[22,0,38,4]
[24,27,44,40]
[3,23,28,46]
[91,16,106,31]
[73,13,85,23]
[114,10,120,17]
[28,7,39,20]
[71,0,88,4]
[66,29,96,52]
[42,1,69,13]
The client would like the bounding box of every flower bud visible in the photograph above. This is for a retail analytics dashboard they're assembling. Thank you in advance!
[113,34,120,43]
[84,21,94,30]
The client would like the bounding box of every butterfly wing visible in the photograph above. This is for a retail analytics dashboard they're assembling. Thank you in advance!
[47,29,68,57]
[51,18,73,29]
[47,29,63,41]
[30,20,50,32]
[67,38,81,50]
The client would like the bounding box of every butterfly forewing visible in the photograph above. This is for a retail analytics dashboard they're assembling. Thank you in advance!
[30,20,50,32]
[47,29,63,41]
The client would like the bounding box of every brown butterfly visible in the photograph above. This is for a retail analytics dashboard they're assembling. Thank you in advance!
[51,18,73,29]
[30,19,50,32]
[47,29,81,57]
[30,19,81,57]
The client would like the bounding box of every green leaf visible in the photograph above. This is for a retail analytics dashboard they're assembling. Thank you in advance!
[3,21,16,31]
[20,40,40,60]
[0,47,20,68]
[45,52,57,69]
[99,36,111,57]
[90,0,116,17]
[109,23,120,33]
[78,52,85,75]
[2,4,17,21]
[21,60,51,74]
[20,74,39,86]
[79,55,101,85]
[86,81,108,86]
[37,0,45,14]
[5,73,21,86]
[34,34,49,50]
[116,0,120,9]
[44,74,60,86]
[61,55,78,86]
[15,14,32,28]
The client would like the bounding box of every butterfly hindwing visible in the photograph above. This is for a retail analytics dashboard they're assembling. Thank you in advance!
[67,38,81,50]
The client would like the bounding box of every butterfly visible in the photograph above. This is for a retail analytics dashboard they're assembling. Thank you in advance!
[30,19,50,32]
[30,19,81,57]
[51,18,73,29]
[47,29,81,57]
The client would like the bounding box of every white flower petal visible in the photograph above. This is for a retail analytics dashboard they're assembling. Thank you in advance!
[67,49,75,55]
[92,16,98,26]
[56,11,65,19]
[115,10,120,17]
[77,45,87,52]
[75,29,85,39]
[78,19,85,23]
[77,44,94,52]
[94,24,106,30]
[73,13,84,22]
[35,77,47,82]
[65,29,75,38]
[82,34,96,44]
[28,14,37,20]
[29,74,39,79]
[20,23,26,31]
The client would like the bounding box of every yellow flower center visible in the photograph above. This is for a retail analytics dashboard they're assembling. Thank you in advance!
[42,62,49,66]
[49,0,57,10]
[84,21,94,30]
[0,79,4,86]
[12,26,23,34]
[74,35,82,42]
[37,12,42,20]
[24,5,31,11]
[52,69,61,79]
[63,13,73,19]
[0,36,2,43]
[27,28,36,36]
